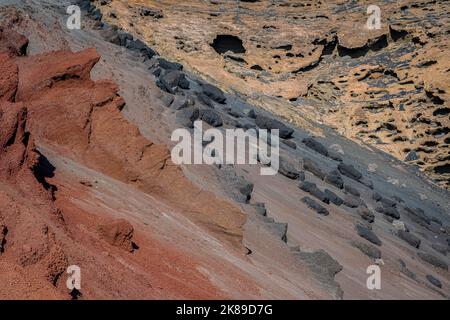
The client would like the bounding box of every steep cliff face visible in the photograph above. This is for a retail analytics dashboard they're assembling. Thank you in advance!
[96,0,450,189]
[1,1,449,300]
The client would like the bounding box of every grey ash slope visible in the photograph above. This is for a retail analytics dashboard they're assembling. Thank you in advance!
[5,0,449,299]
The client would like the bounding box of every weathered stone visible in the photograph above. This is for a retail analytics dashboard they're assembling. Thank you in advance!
[397,230,421,248]
[417,252,448,270]
[301,196,329,216]
[355,224,382,246]
[351,241,381,259]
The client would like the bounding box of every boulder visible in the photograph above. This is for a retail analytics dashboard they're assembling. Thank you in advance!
[0,224,6,254]
[98,219,135,252]
[417,252,448,271]
[159,70,190,93]
[324,189,343,206]
[324,170,344,189]
[431,243,447,255]
[175,107,199,128]
[267,222,288,243]
[358,207,375,223]
[343,194,365,208]
[303,158,326,180]
[201,83,226,104]
[279,160,302,180]
[246,109,256,119]
[399,259,417,280]
[355,224,382,246]
[426,275,442,288]
[299,182,329,204]
[223,173,254,203]
[170,95,194,110]
[292,248,343,299]
[282,139,297,149]
[302,137,328,157]
[359,177,374,189]
[380,197,397,208]
[158,58,183,71]
[344,183,360,197]
[252,202,267,216]
[255,115,294,139]
[199,109,223,127]
[375,206,400,219]
[351,241,381,259]
[125,39,156,59]
[338,163,362,181]
[404,207,431,226]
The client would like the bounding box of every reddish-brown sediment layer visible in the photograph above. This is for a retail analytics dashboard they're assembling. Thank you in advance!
[0,28,250,299]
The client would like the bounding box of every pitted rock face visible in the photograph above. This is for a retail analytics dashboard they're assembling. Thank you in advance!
[95,0,450,189]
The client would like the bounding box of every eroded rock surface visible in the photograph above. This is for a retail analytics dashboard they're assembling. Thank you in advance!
[96,0,450,189]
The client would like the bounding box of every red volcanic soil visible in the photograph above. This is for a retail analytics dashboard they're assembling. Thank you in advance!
[0,28,249,299]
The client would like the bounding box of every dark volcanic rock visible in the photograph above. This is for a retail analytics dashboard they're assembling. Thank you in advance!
[404,207,431,226]
[282,139,297,149]
[0,224,6,254]
[359,177,374,189]
[199,109,223,127]
[399,259,417,280]
[397,230,421,248]
[267,222,288,243]
[380,197,397,208]
[324,170,344,189]
[125,38,156,59]
[299,181,316,193]
[426,275,442,288]
[355,224,382,246]
[223,173,254,203]
[343,194,365,208]
[303,158,326,180]
[246,109,256,119]
[302,137,328,157]
[292,248,343,299]
[431,243,447,255]
[158,58,183,71]
[351,241,381,259]
[344,183,360,197]
[375,206,400,220]
[337,163,362,181]
[417,252,448,271]
[301,196,329,216]
[358,207,375,223]
[324,189,343,206]
[98,219,135,252]
[175,107,199,128]
[255,115,294,139]
[279,159,302,180]
[372,192,382,201]
[159,70,190,92]
[328,151,343,162]
[201,83,226,104]
[299,182,329,204]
